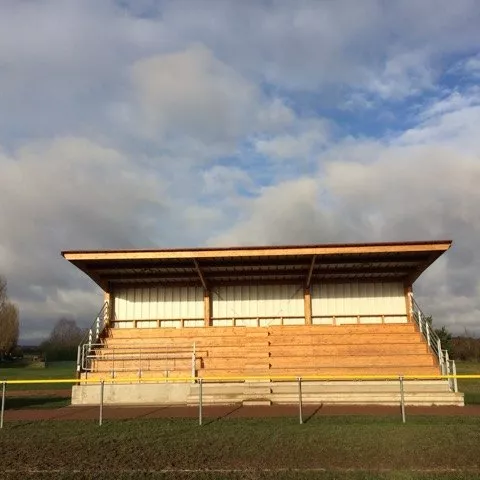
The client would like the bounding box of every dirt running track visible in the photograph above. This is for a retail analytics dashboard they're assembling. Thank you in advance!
[4,404,480,422]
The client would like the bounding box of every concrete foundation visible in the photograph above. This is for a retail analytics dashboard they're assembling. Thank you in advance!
[72,383,192,406]
[71,380,464,407]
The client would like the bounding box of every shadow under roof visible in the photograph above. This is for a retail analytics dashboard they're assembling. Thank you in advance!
[62,240,452,291]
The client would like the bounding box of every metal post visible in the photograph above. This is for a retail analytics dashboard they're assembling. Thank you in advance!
[99,380,104,426]
[437,338,442,368]
[198,378,203,426]
[1,381,6,429]
[76,345,81,374]
[298,377,303,425]
[399,376,406,424]
[191,342,196,382]
[452,360,458,393]
[445,350,451,390]
[96,316,100,339]
[418,311,423,334]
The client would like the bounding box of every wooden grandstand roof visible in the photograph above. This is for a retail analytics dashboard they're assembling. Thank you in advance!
[62,240,452,291]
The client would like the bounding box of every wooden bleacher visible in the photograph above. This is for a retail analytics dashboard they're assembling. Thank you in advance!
[82,323,439,381]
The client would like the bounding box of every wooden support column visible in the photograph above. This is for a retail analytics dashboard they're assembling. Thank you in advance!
[404,284,413,323]
[304,288,312,325]
[204,289,211,327]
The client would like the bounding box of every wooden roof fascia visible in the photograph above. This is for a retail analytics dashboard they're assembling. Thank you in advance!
[62,241,452,262]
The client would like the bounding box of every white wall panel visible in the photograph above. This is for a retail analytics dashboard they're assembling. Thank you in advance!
[114,286,204,323]
[311,282,407,324]
[212,284,304,322]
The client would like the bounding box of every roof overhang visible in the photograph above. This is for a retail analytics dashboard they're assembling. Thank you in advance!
[61,240,452,291]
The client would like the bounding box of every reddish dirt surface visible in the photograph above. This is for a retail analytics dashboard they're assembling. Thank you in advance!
[4,403,480,422]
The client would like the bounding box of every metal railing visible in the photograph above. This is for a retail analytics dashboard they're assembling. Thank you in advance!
[411,296,458,392]
[1,373,477,429]
[79,342,197,380]
[77,301,109,375]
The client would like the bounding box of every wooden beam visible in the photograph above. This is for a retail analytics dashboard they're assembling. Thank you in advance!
[204,289,211,327]
[110,277,410,289]
[407,251,442,284]
[102,266,412,281]
[70,260,108,291]
[89,256,425,273]
[62,240,452,261]
[306,255,316,288]
[304,288,312,325]
[193,259,208,290]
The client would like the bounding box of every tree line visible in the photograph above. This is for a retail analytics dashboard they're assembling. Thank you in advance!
[0,276,19,360]
[1,275,85,363]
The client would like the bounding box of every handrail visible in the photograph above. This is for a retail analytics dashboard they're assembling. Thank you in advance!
[3,373,479,385]
[79,301,109,347]
[80,341,197,380]
[77,301,109,374]
[411,295,457,391]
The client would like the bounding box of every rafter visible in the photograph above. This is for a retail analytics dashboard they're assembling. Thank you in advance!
[305,255,316,288]
[193,258,208,290]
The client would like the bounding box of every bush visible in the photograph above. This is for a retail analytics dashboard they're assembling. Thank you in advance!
[451,336,480,362]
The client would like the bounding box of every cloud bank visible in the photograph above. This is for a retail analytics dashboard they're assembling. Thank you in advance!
[0,0,479,341]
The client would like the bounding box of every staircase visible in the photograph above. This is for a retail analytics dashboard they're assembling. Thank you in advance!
[187,380,463,406]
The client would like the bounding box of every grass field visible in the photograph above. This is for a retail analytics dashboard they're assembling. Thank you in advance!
[1,362,480,479]
[456,361,480,404]
[1,416,480,479]
[0,361,76,390]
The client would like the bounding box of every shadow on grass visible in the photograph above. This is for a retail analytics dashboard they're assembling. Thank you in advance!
[204,404,244,425]
[5,396,70,410]
[303,404,324,423]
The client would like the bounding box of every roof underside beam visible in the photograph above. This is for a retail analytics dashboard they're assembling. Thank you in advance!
[113,276,407,289]
[84,255,430,273]
[99,266,412,281]
[193,258,208,290]
[305,255,316,288]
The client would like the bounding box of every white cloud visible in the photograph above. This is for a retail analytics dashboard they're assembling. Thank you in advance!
[212,93,480,334]
[0,136,166,339]
[130,44,259,148]
[255,121,329,161]
[0,0,479,341]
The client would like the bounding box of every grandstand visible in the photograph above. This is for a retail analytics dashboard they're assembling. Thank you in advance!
[63,241,464,406]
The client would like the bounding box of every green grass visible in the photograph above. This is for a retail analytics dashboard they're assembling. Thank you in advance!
[1,416,480,479]
[0,361,76,390]
[455,361,480,404]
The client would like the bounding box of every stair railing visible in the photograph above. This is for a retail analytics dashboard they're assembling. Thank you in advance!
[76,301,109,375]
[411,296,457,392]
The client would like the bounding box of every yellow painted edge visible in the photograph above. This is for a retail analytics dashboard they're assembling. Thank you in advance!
[3,374,480,385]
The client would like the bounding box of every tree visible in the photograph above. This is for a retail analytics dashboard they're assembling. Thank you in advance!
[40,317,85,361]
[435,325,453,352]
[0,276,20,361]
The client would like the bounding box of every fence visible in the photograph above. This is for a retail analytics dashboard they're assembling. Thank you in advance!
[1,373,480,429]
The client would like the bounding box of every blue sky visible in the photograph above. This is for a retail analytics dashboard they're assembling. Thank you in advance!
[0,0,479,342]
